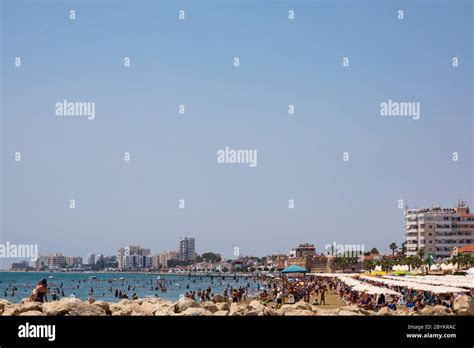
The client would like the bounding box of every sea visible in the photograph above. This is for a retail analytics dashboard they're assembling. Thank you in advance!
[0,271,261,303]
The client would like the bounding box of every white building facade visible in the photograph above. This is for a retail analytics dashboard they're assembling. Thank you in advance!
[404,201,474,258]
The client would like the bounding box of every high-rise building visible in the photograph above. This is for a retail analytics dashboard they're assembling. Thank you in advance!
[87,253,101,266]
[117,248,125,270]
[178,237,196,262]
[117,245,152,270]
[151,255,161,270]
[159,250,178,268]
[66,256,83,268]
[11,261,30,270]
[404,201,474,258]
[123,254,152,269]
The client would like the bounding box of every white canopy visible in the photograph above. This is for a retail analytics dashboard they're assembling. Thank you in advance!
[386,275,474,289]
[338,276,401,296]
[418,275,474,288]
[359,276,469,294]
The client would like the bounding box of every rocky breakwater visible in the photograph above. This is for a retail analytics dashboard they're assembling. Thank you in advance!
[0,295,472,317]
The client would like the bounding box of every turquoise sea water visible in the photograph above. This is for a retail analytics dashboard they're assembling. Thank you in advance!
[0,272,260,303]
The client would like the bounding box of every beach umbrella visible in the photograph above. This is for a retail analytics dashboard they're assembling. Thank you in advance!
[281,265,306,274]
[281,265,307,301]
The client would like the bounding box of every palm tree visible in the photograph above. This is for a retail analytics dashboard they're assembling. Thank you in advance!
[417,248,425,261]
[451,254,473,270]
[380,260,388,272]
[404,256,421,272]
[369,248,379,254]
[412,256,422,271]
[389,242,397,255]
[334,257,343,271]
[386,259,396,272]
[401,242,407,255]
[405,256,412,271]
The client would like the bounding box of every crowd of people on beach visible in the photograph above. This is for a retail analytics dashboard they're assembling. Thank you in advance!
[257,274,470,312]
[334,277,459,312]
[257,275,328,306]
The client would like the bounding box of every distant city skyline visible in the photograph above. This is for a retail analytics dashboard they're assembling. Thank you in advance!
[1,1,472,269]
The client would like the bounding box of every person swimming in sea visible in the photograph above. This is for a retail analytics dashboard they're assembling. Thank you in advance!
[29,279,48,303]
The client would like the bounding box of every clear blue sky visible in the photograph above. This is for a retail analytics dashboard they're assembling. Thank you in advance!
[1,0,472,268]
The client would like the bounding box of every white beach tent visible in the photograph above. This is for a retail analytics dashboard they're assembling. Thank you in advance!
[359,276,469,294]
[338,276,401,296]
[398,275,474,289]
[309,273,401,295]
[441,263,456,271]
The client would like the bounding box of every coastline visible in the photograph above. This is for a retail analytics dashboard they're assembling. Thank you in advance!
[0,270,256,277]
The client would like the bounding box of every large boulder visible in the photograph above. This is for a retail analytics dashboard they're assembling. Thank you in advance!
[248,300,266,312]
[201,301,218,313]
[92,301,110,314]
[15,302,44,315]
[181,307,212,316]
[392,306,410,316]
[293,301,313,311]
[118,299,132,306]
[284,309,315,316]
[42,301,69,316]
[377,307,392,316]
[214,310,229,316]
[1,305,17,316]
[337,309,364,316]
[154,304,175,316]
[67,300,106,316]
[216,302,230,311]
[109,303,133,316]
[0,299,11,313]
[211,294,228,303]
[338,305,371,316]
[174,298,199,313]
[261,307,278,316]
[279,304,297,315]
[110,299,165,316]
[312,308,338,316]
[419,305,452,316]
[2,302,44,316]
[228,303,248,316]
[139,301,167,316]
[19,310,44,316]
[453,295,472,316]
[145,297,161,304]
[111,307,133,316]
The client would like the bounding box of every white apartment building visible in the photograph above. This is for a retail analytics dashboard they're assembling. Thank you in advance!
[117,245,151,270]
[35,253,67,270]
[178,237,196,262]
[159,250,178,268]
[404,201,474,258]
[123,254,152,269]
